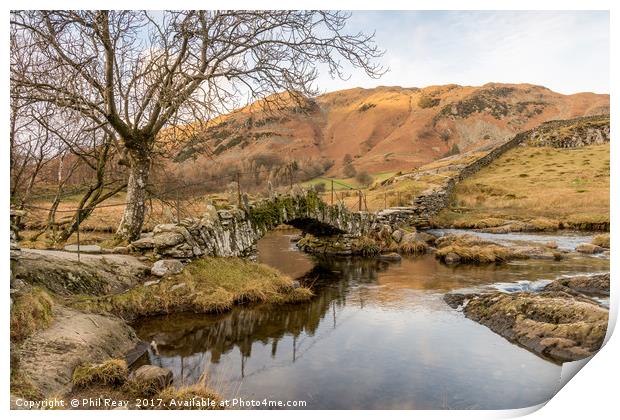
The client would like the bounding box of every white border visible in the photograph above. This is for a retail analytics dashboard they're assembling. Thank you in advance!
[2,1,616,419]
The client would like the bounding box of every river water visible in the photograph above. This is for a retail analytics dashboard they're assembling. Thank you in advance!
[133,229,609,409]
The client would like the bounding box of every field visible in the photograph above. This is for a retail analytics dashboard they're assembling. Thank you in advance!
[432,144,610,229]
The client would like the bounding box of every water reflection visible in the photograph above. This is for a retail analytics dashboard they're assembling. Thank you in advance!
[133,230,608,409]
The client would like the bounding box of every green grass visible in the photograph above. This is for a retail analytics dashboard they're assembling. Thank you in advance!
[301,171,397,191]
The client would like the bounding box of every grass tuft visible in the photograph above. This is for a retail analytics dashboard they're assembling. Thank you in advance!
[10,287,54,342]
[72,359,128,389]
[592,233,610,249]
[398,240,428,255]
[435,234,527,264]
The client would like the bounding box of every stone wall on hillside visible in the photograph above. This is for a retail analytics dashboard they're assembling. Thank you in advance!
[526,114,609,148]
[380,129,533,227]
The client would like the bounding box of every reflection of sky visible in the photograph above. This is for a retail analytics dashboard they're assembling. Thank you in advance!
[136,230,611,409]
[151,299,561,409]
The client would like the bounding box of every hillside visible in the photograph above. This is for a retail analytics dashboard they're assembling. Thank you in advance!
[172,83,609,177]
[431,115,610,231]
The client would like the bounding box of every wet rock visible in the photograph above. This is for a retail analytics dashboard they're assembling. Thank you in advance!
[443,252,461,265]
[543,273,610,297]
[463,291,608,363]
[151,259,184,277]
[443,292,476,309]
[130,365,173,391]
[378,252,402,261]
[576,243,604,254]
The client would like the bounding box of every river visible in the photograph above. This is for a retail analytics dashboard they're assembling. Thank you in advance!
[133,229,609,409]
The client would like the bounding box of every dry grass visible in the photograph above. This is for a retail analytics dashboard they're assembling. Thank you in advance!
[351,236,381,256]
[435,234,527,264]
[10,287,54,341]
[452,217,506,229]
[397,240,428,255]
[435,144,609,231]
[592,234,610,248]
[72,257,313,320]
[72,359,128,389]
[68,359,222,410]
[155,384,223,410]
[20,191,234,246]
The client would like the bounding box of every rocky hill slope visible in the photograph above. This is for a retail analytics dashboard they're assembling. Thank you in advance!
[173,83,609,176]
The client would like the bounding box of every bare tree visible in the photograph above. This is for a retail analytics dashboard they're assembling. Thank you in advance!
[11,10,384,241]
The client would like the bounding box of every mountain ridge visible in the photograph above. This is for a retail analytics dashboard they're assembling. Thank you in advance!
[172,83,609,177]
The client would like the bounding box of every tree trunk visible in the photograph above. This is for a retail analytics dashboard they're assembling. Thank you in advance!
[116,150,151,242]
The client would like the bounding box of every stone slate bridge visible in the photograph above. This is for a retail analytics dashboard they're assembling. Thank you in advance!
[131,192,383,258]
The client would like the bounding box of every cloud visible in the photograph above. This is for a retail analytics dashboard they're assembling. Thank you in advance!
[316,11,609,94]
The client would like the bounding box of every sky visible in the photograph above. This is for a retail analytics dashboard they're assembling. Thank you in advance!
[314,11,609,95]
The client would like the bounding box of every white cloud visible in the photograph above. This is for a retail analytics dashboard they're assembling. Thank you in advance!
[315,11,609,94]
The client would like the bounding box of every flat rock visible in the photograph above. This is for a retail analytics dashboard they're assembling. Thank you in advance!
[13,249,149,296]
[576,243,604,254]
[463,291,608,363]
[378,252,402,261]
[543,273,610,297]
[151,259,184,277]
[63,244,102,253]
[16,306,140,397]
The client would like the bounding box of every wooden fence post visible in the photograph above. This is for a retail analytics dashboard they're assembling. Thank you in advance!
[76,209,81,263]
[358,190,362,211]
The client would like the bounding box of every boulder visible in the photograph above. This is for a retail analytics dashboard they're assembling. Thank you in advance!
[576,243,604,254]
[391,229,404,243]
[412,231,437,244]
[543,273,610,297]
[378,252,402,261]
[443,252,461,265]
[130,365,173,391]
[131,231,185,250]
[463,291,608,363]
[151,259,185,277]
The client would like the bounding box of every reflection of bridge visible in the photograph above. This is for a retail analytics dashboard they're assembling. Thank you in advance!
[131,191,425,258]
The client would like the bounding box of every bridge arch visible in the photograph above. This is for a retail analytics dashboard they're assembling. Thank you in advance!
[130,192,377,258]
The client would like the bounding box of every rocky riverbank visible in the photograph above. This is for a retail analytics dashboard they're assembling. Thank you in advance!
[10,247,312,407]
[444,273,610,363]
